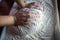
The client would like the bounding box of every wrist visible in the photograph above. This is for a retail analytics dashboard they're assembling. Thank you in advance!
[13,16,17,26]
[8,16,15,25]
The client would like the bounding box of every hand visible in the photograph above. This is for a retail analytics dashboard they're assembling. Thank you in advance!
[14,9,30,26]
[26,2,43,11]
[26,2,38,8]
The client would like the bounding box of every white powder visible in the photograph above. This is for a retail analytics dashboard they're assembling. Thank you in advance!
[6,0,55,40]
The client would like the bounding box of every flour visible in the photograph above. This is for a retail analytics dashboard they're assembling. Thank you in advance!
[6,0,55,40]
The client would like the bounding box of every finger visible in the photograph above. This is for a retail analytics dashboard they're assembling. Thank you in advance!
[29,2,36,5]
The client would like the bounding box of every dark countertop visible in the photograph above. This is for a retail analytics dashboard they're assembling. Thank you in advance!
[57,0,60,16]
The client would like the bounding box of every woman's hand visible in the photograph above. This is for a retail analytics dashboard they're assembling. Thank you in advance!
[26,2,38,8]
[14,9,30,26]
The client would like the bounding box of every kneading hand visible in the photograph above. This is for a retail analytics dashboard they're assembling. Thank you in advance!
[14,9,31,26]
